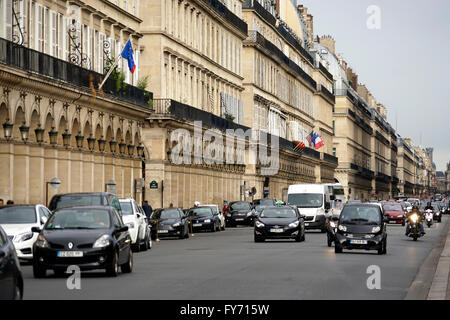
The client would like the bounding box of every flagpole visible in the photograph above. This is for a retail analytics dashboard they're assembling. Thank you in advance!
[98,35,133,90]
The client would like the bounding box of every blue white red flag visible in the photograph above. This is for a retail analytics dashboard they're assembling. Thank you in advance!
[121,40,136,73]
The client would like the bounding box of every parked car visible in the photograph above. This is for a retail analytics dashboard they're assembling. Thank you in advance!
[334,203,387,255]
[254,206,306,242]
[48,192,122,215]
[186,207,221,232]
[150,208,189,239]
[119,199,152,252]
[0,226,23,300]
[226,201,255,227]
[382,203,406,226]
[32,206,133,278]
[199,205,225,230]
[0,205,51,261]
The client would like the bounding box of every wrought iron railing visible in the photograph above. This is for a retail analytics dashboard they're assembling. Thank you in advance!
[0,37,153,108]
[319,62,333,81]
[200,0,248,35]
[319,85,335,103]
[243,0,277,26]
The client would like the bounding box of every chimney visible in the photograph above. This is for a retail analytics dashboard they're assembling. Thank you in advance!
[319,35,335,55]
[298,5,314,45]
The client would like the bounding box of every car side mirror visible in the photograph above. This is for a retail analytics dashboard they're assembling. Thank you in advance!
[117,226,129,233]
[31,226,41,233]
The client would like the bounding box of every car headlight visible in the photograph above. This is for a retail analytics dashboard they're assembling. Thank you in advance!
[371,226,381,233]
[288,221,300,228]
[338,225,347,232]
[172,222,181,227]
[14,232,34,243]
[35,234,49,248]
[204,219,211,223]
[436,212,440,216]
[126,222,135,229]
[93,235,111,248]
[255,221,265,228]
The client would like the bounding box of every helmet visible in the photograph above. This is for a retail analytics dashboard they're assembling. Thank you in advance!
[194,201,200,207]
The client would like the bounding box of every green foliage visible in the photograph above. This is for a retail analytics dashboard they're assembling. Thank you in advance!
[224,113,235,122]
[137,76,149,90]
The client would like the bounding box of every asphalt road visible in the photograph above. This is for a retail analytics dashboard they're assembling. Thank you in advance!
[22,217,449,300]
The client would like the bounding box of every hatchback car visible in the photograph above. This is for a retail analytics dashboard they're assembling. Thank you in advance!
[382,203,406,226]
[32,206,132,277]
[119,198,151,251]
[0,226,23,300]
[198,205,225,230]
[150,208,189,239]
[0,205,51,261]
[48,192,122,215]
[254,206,306,242]
[226,201,255,227]
[334,204,387,255]
[186,207,221,232]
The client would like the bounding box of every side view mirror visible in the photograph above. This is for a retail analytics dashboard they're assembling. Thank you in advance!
[31,226,41,233]
[117,226,129,233]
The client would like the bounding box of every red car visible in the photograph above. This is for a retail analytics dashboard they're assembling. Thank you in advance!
[383,203,406,226]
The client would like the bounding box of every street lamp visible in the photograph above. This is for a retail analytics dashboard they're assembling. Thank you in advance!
[109,140,117,154]
[105,179,116,193]
[137,143,144,158]
[62,131,71,148]
[98,138,106,152]
[119,140,127,155]
[87,135,96,151]
[75,134,84,149]
[35,125,45,144]
[45,177,61,206]
[19,124,30,143]
[3,122,13,140]
[48,128,58,145]
[127,144,135,156]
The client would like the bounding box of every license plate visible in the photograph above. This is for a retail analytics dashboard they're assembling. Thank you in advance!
[389,221,397,224]
[193,224,202,227]
[305,223,310,226]
[350,240,368,245]
[158,230,169,233]
[235,218,244,221]
[270,228,284,233]
[57,251,83,258]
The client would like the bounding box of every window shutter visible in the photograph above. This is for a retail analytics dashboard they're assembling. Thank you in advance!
[4,0,12,40]
[29,1,34,49]
[62,16,68,61]
[43,7,48,54]
[98,33,104,73]
[50,10,56,56]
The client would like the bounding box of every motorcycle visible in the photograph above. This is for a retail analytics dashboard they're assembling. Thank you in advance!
[425,209,433,228]
[326,215,340,247]
[406,212,424,241]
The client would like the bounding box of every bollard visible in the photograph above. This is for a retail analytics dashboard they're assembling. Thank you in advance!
[155,218,160,242]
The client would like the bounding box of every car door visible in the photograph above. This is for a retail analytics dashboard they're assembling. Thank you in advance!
[111,210,129,265]
[132,200,145,240]
[0,229,14,299]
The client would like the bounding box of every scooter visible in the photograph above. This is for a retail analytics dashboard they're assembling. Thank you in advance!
[425,209,433,228]
[326,215,340,247]
[406,213,424,241]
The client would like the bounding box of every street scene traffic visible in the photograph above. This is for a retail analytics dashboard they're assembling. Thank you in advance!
[0,0,449,303]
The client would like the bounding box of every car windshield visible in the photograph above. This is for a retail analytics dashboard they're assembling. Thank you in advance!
[50,194,103,210]
[230,202,251,211]
[260,208,297,219]
[340,206,381,225]
[383,204,403,211]
[119,201,134,215]
[201,206,218,214]
[288,194,323,208]
[255,199,274,206]
[45,208,111,230]
[255,205,267,212]
[187,208,213,217]
[0,207,37,224]
[152,209,180,219]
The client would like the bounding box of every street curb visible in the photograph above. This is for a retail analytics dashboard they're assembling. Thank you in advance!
[427,222,450,300]
[405,217,449,300]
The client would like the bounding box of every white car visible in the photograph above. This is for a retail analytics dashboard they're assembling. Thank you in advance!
[0,205,51,261]
[199,205,225,230]
[119,199,152,251]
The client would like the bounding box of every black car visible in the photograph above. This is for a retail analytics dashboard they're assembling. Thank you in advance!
[150,208,189,239]
[186,207,221,232]
[226,201,255,227]
[252,199,276,207]
[48,192,123,215]
[254,206,306,242]
[32,206,132,278]
[0,226,23,300]
[334,204,387,255]
[431,203,442,222]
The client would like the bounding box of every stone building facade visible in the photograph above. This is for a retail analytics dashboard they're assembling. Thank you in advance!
[0,0,152,204]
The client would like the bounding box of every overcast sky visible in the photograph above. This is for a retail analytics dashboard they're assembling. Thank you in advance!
[298,0,450,171]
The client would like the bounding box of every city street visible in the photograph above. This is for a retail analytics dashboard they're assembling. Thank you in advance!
[21,217,448,300]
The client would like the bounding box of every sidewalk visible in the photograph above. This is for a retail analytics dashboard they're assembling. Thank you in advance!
[406,217,450,300]
[427,224,450,300]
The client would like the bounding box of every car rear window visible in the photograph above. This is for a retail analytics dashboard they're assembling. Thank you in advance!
[0,207,37,224]
[49,195,103,210]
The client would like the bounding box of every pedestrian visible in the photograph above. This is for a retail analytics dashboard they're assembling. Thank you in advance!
[142,200,153,219]
[0,199,3,205]
[169,203,174,208]
[6,200,14,205]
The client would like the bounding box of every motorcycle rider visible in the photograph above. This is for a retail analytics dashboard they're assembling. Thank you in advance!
[405,205,425,236]
[424,201,434,212]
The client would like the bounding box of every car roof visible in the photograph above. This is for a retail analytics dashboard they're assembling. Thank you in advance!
[0,204,39,208]
[53,205,114,212]
[53,192,115,197]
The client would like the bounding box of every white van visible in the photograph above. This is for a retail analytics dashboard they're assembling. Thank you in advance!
[287,184,334,232]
